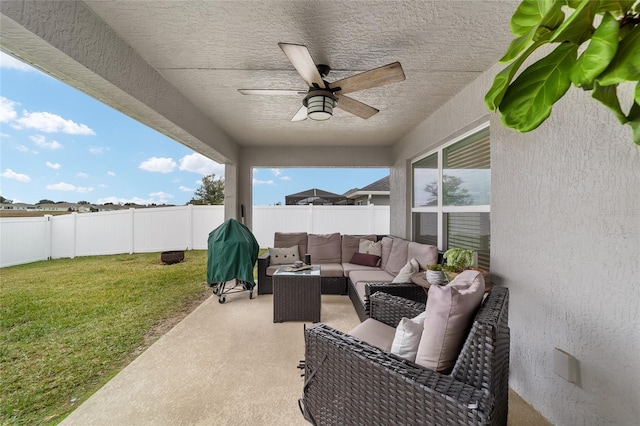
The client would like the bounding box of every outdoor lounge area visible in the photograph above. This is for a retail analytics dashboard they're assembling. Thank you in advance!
[1,1,637,425]
[60,291,548,425]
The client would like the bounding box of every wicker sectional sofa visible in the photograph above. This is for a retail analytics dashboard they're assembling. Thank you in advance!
[300,287,511,425]
[256,232,438,319]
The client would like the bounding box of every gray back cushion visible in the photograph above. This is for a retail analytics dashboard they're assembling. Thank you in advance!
[274,232,308,258]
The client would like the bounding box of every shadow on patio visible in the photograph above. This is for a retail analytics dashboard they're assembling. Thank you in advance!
[60,292,549,425]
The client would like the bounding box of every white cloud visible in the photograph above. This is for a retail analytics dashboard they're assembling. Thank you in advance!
[45,182,93,193]
[16,145,30,152]
[30,134,63,150]
[1,168,31,183]
[99,184,108,188]
[253,178,274,185]
[179,186,194,192]
[76,172,89,178]
[280,176,292,181]
[0,97,18,123]
[271,168,282,177]
[178,152,224,176]
[46,161,61,170]
[97,196,151,205]
[1,132,10,138]
[0,52,34,71]
[46,182,76,191]
[149,191,174,202]
[139,157,176,173]
[89,146,109,154]
[107,171,116,176]
[16,111,95,135]
[96,192,172,205]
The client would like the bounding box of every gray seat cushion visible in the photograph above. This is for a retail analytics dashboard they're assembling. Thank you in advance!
[348,318,395,352]
[342,262,381,277]
[349,270,395,286]
[318,263,344,278]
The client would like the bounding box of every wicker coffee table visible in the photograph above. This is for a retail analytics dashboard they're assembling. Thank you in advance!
[273,265,321,323]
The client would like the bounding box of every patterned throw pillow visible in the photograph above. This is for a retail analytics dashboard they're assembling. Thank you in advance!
[268,245,299,265]
[359,239,382,256]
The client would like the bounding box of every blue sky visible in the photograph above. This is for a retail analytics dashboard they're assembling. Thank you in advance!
[0,52,388,206]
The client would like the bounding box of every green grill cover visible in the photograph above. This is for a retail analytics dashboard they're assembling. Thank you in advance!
[206,219,259,289]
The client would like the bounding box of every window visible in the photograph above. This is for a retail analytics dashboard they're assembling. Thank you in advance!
[411,125,490,270]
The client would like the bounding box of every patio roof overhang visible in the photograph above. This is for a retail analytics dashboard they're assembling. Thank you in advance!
[0,0,517,226]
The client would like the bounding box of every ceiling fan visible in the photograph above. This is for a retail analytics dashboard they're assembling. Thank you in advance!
[238,43,406,121]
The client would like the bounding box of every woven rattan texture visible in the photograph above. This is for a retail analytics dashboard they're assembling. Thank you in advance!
[273,273,321,322]
[301,287,510,425]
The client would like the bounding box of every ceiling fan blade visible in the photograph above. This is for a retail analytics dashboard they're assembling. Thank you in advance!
[336,94,379,119]
[329,62,405,95]
[291,105,308,122]
[278,43,326,89]
[238,89,307,96]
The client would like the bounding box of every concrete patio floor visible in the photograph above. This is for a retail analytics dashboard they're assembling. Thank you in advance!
[61,290,550,425]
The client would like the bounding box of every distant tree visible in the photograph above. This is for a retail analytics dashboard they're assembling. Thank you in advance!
[104,202,114,205]
[77,200,90,205]
[37,199,54,204]
[189,174,225,205]
[0,196,12,204]
[424,175,472,206]
[55,201,68,204]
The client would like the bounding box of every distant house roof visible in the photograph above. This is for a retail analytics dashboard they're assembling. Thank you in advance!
[344,175,390,199]
[285,188,347,205]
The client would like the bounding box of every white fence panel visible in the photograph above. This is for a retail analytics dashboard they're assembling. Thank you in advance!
[75,210,133,256]
[310,205,382,235]
[252,205,311,248]
[133,207,191,252]
[373,206,391,235]
[1,205,390,267]
[50,214,76,259]
[0,217,49,267]
[191,205,225,249]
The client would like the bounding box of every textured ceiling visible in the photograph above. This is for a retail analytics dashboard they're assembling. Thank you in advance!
[83,0,517,147]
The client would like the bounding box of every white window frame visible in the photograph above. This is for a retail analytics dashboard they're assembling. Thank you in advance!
[411,122,490,252]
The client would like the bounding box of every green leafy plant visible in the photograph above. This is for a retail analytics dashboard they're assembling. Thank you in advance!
[443,248,476,273]
[426,264,443,271]
[486,0,640,145]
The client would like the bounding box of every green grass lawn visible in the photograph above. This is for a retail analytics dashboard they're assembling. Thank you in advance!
[0,251,212,425]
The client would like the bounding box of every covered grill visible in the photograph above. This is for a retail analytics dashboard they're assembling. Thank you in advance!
[206,219,259,303]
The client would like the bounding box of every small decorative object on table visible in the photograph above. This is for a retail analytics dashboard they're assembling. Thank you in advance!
[425,264,446,285]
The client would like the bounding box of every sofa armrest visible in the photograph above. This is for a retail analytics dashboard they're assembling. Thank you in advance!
[301,324,492,425]
[369,292,425,328]
[363,282,426,317]
[257,251,270,281]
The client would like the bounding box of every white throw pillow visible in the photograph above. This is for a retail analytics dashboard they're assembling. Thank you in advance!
[268,245,299,265]
[391,257,419,283]
[390,311,427,362]
[359,239,382,256]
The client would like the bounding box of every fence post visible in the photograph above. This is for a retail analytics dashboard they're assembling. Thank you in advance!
[369,204,376,234]
[129,208,135,254]
[187,204,194,250]
[72,212,77,259]
[45,214,52,260]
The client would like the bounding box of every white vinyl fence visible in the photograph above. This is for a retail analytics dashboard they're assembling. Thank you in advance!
[0,204,389,268]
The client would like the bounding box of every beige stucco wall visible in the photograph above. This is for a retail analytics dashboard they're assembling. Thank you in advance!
[394,64,640,424]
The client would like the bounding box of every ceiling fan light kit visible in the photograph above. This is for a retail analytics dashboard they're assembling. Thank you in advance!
[239,43,405,122]
[303,90,337,121]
